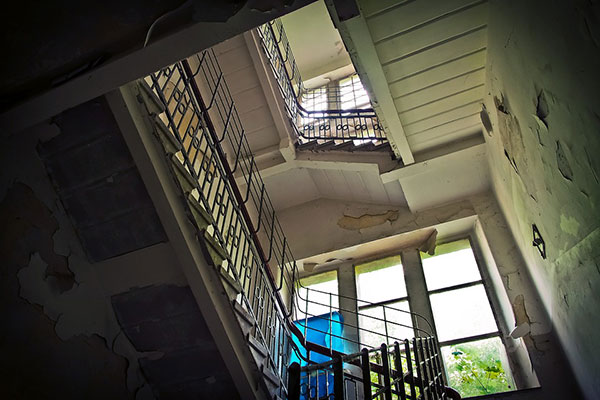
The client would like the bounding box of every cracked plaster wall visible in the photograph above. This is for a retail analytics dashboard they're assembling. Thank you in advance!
[483,0,600,397]
[471,194,580,398]
[0,121,165,399]
[279,190,582,397]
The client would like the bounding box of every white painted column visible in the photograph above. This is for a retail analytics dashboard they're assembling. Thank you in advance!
[337,262,360,353]
[401,249,436,338]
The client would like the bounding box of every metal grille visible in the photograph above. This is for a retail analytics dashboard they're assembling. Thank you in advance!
[289,338,452,400]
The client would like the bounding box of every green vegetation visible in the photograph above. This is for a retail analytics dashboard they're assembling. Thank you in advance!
[443,338,514,397]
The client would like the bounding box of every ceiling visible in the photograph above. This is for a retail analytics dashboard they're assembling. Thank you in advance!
[260,164,407,211]
[281,0,352,80]
[213,0,492,225]
[335,0,489,159]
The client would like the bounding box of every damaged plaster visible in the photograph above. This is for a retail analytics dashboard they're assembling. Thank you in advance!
[337,209,399,231]
[280,198,476,260]
[482,0,600,397]
[0,121,153,398]
[0,182,75,293]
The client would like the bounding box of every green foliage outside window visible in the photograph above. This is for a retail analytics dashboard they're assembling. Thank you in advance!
[443,338,514,397]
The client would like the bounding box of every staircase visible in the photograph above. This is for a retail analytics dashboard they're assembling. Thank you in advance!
[130,45,457,399]
[255,19,388,147]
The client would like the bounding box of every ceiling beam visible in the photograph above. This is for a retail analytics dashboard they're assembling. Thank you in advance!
[329,1,415,164]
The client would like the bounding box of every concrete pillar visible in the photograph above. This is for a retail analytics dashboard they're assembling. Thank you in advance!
[401,249,436,338]
[337,262,360,353]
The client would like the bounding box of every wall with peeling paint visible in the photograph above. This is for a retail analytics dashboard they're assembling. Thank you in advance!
[0,121,179,399]
[483,1,600,397]
[282,189,581,397]
[278,197,477,260]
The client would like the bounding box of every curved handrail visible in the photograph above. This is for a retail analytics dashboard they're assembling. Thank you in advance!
[256,19,387,143]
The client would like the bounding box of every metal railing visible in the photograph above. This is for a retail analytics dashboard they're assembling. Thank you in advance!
[288,338,458,400]
[142,46,445,399]
[256,19,387,144]
[292,284,436,359]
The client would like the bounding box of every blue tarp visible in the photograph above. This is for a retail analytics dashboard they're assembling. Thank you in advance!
[290,312,350,398]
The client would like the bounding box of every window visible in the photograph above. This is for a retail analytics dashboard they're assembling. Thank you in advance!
[294,270,338,321]
[300,85,328,114]
[339,74,370,110]
[355,255,413,348]
[422,239,515,397]
[296,238,519,398]
[299,74,370,113]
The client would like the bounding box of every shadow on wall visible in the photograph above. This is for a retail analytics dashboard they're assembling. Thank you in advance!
[0,182,132,399]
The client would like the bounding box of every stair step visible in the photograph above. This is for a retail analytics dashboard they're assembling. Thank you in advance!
[232,300,255,326]
[374,142,391,152]
[353,142,375,152]
[296,138,393,154]
[153,115,182,155]
[314,140,337,151]
[261,361,280,387]
[201,230,228,267]
[219,266,242,299]
[296,139,319,151]
[247,333,268,358]
[186,193,214,230]
[137,79,166,115]
[331,140,355,151]
[170,154,196,193]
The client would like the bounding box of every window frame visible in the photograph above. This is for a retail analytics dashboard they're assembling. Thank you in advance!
[354,255,414,347]
[420,236,517,395]
[423,238,503,347]
[294,269,340,322]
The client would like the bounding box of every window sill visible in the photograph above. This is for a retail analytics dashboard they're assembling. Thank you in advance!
[464,387,542,400]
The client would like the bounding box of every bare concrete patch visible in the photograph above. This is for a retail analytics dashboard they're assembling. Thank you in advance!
[337,210,399,231]
[0,182,74,292]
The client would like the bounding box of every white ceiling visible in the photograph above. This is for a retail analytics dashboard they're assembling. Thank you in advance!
[212,35,282,154]
[281,0,352,80]
[348,0,489,155]
[259,161,408,212]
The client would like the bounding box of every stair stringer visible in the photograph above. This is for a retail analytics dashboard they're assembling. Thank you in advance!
[107,82,281,400]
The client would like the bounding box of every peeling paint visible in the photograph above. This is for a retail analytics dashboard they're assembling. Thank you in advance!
[535,89,550,128]
[555,140,573,181]
[337,210,399,231]
[512,294,532,327]
[560,214,580,237]
[1,182,75,292]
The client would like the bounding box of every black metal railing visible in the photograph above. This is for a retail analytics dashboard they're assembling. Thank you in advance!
[288,338,458,400]
[141,46,452,399]
[292,284,436,358]
[256,19,387,144]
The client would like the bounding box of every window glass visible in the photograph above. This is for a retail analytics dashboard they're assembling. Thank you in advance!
[355,255,407,304]
[295,270,338,320]
[301,86,327,113]
[340,75,370,109]
[422,239,482,291]
[441,337,515,397]
[430,285,498,342]
[358,301,412,348]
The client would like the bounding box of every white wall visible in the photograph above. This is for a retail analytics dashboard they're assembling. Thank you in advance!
[483,1,600,397]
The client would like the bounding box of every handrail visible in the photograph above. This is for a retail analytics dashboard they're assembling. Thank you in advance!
[143,47,436,398]
[256,19,387,143]
[289,338,459,400]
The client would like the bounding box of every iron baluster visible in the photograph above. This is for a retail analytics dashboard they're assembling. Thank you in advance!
[361,348,372,400]
[405,340,417,400]
[381,343,393,400]
[394,342,407,400]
